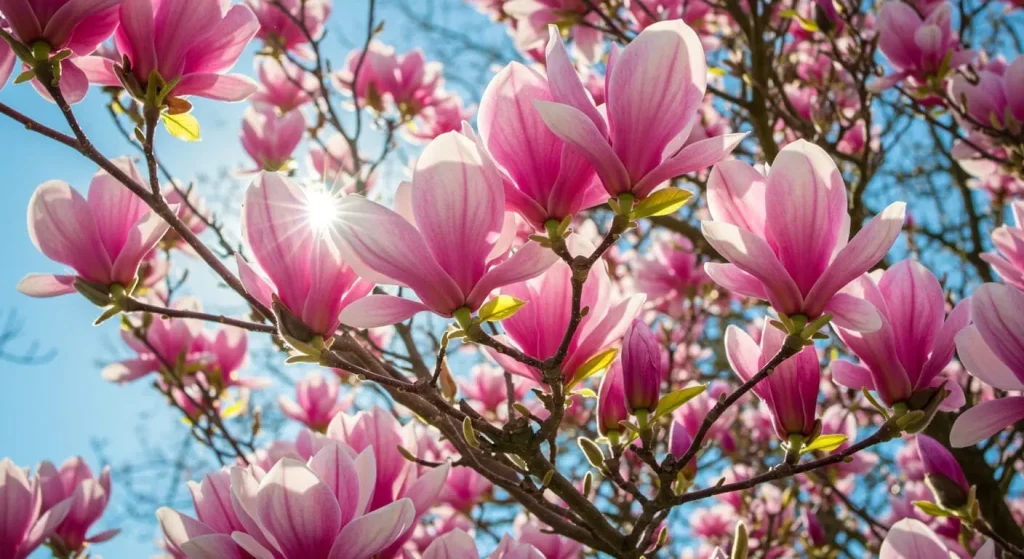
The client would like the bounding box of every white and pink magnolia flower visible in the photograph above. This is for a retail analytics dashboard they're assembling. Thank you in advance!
[702,140,906,332]
[330,130,559,328]
[19,159,172,299]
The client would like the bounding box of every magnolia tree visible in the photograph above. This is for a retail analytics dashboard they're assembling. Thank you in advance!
[1,0,1024,557]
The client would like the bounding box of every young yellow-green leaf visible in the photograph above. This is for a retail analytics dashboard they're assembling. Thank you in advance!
[630,187,694,219]
[913,501,953,518]
[652,384,707,421]
[573,388,598,399]
[799,433,848,455]
[220,399,246,419]
[161,112,201,142]
[478,295,527,322]
[568,348,617,388]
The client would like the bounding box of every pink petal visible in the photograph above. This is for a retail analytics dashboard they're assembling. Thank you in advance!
[338,295,430,328]
[724,325,762,390]
[183,4,258,75]
[533,100,629,195]
[241,173,313,312]
[16,274,76,297]
[543,25,606,135]
[328,498,415,559]
[606,20,707,183]
[0,459,39,557]
[76,55,120,86]
[28,180,111,284]
[971,283,1024,381]
[85,527,120,543]
[949,396,1024,448]
[403,462,450,516]
[411,132,505,295]
[0,39,15,93]
[173,73,258,101]
[156,507,213,555]
[331,196,462,314]
[955,326,1024,391]
[230,532,277,559]
[703,263,768,300]
[116,0,157,80]
[700,221,803,314]
[423,528,479,559]
[764,140,849,296]
[632,132,747,198]
[42,0,120,51]
[879,518,951,558]
[86,158,150,262]
[920,297,972,387]
[152,0,223,78]
[180,534,246,559]
[235,255,274,312]
[19,499,71,558]
[831,360,873,391]
[466,242,559,309]
[706,160,768,236]
[824,292,882,333]
[256,458,341,558]
[878,261,945,378]
[306,444,361,528]
[804,202,906,317]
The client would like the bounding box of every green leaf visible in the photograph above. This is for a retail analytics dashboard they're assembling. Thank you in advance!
[161,112,201,142]
[630,187,694,219]
[220,399,245,419]
[577,437,606,469]
[568,348,617,388]
[913,501,953,518]
[799,433,848,455]
[573,388,598,399]
[652,384,707,421]
[478,295,527,322]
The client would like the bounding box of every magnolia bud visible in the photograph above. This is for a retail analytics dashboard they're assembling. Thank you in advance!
[597,360,629,437]
[916,435,969,509]
[669,420,697,481]
[621,319,663,414]
[802,509,825,547]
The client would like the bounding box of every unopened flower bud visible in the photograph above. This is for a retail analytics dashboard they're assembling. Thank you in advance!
[916,435,969,509]
[669,420,697,481]
[621,319,663,414]
[597,360,628,437]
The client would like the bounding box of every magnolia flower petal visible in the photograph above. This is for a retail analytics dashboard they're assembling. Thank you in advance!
[16,274,77,297]
[328,498,416,559]
[703,263,768,300]
[338,295,430,328]
[632,133,747,198]
[949,396,1024,448]
[466,242,559,309]
[533,100,629,195]
[955,326,1024,391]
[700,221,803,313]
[824,293,882,333]
[879,518,953,558]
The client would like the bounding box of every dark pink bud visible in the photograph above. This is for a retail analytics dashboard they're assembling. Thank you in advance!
[621,319,663,414]
[916,435,969,509]
[597,360,629,436]
[669,420,697,480]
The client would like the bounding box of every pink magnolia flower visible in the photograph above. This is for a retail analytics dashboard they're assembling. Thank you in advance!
[0,0,120,103]
[461,364,529,419]
[278,373,350,432]
[158,441,439,559]
[981,200,1024,290]
[101,298,202,383]
[246,0,331,56]
[192,326,268,389]
[621,319,663,414]
[597,359,629,436]
[673,383,737,454]
[36,457,117,553]
[252,59,316,113]
[0,458,73,559]
[437,465,492,513]
[79,0,258,103]
[635,232,708,304]
[424,528,547,559]
[330,131,559,328]
[162,185,208,248]
[831,261,970,410]
[950,283,1024,447]
[18,159,172,299]
[336,41,443,117]
[872,3,975,92]
[812,405,877,481]
[536,22,746,199]
[702,140,907,332]
[725,322,820,440]
[950,55,1024,131]
[240,104,306,172]
[627,0,713,32]
[478,52,606,230]
[325,409,451,557]
[238,172,373,338]
[488,240,644,383]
